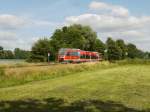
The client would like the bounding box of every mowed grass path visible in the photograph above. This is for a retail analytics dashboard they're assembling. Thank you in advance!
[0,63,150,111]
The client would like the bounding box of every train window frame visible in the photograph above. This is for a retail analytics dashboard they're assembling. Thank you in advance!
[70,52,79,56]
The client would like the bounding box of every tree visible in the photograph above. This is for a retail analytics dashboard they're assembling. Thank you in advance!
[3,50,14,59]
[116,39,127,59]
[0,46,3,51]
[29,24,105,62]
[136,50,145,59]
[51,24,102,52]
[106,38,122,61]
[14,48,30,59]
[14,48,22,59]
[94,39,105,56]
[127,43,138,59]
[28,38,52,62]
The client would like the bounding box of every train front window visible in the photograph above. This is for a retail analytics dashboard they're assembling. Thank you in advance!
[58,49,67,56]
[59,51,65,55]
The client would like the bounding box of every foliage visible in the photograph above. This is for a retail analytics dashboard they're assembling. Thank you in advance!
[127,43,139,59]
[116,39,127,59]
[29,24,105,62]
[0,46,3,51]
[106,38,122,61]
[50,24,105,57]
[0,46,30,59]
[0,50,14,59]
[28,38,55,62]
[24,24,150,62]
[95,39,105,56]
[51,25,99,51]
[14,48,30,59]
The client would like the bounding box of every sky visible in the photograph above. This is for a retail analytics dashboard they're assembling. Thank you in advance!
[0,0,150,51]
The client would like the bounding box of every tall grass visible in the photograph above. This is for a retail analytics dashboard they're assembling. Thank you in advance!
[117,59,150,65]
[0,62,115,88]
[0,67,5,77]
[1,59,149,88]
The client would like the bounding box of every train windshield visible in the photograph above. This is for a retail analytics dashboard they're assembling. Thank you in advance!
[58,48,68,56]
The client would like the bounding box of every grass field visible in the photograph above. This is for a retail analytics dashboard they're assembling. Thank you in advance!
[0,61,150,112]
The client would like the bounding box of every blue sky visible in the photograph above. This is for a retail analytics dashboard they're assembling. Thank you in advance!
[0,0,150,51]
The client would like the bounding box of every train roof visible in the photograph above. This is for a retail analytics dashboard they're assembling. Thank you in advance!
[59,48,100,54]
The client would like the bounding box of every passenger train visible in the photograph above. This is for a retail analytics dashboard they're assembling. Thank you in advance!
[58,48,102,63]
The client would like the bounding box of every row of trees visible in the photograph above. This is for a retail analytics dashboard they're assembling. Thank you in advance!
[27,24,105,62]
[0,47,30,59]
[105,38,149,61]
[28,24,150,62]
[28,24,150,61]
[1,24,148,61]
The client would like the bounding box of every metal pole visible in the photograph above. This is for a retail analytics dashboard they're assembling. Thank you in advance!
[48,52,50,63]
[90,53,91,62]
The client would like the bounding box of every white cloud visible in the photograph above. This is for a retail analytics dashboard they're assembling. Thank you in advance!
[89,1,129,17]
[0,31,17,40]
[66,14,150,32]
[0,14,55,50]
[32,20,58,27]
[0,14,26,30]
[0,1,150,51]
[0,14,55,30]
[66,1,150,51]
[89,1,108,10]
[0,35,38,50]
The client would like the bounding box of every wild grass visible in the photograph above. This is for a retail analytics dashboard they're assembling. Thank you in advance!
[117,58,150,65]
[0,62,115,88]
[0,61,150,111]
[0,67,5,77]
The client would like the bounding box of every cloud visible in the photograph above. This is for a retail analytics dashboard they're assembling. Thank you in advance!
[89,1,129,17]
[65,1,150,51]
[0,14,27,30]
[0,14,56,30]
[66,14,150,32]
[0,14,56,50]
[0,31,17,41]
[0,34,38,50]
[0,2,150,51]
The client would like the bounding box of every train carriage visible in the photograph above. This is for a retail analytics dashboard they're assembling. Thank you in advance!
[58,48,102,63]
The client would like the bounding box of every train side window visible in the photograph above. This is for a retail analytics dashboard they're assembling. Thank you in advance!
[86,54,90,59]
[84,54,86,58]
[92,55,94,59]
[80,54,84,59]
[74,52,79,56]
[66,52,70,56]
[70,52,78,56]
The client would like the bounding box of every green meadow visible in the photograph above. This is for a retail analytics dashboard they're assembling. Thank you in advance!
[0,61,150,112]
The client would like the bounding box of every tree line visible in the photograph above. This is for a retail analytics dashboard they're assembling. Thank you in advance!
[0,47,30,59]
[28,24,150,62]
[1,24,149,61]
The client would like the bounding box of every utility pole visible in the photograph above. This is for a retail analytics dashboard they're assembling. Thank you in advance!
[48,52,50,63]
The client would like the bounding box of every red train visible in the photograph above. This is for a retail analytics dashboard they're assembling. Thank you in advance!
[58,48,102,63]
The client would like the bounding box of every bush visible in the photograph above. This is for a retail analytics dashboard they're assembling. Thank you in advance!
[27,54,47,62]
